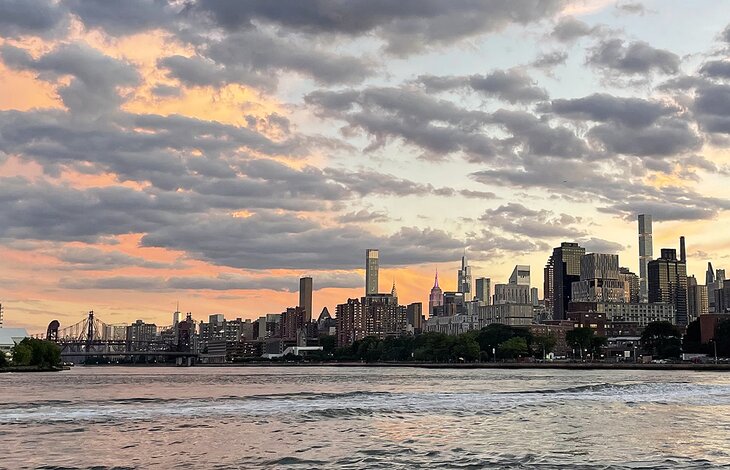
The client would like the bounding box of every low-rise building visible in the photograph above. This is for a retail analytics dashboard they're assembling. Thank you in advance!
[478,304,533,326]
[423,314,480,335]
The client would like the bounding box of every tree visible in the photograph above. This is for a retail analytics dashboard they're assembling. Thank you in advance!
[498,337,528,360]
[716,319,730,357]
[0,352,8,368]
[532,333,557,358]
[12,342,32,365]
[12,339,61,368]
[451,335,480,362]
[566,327,594,357]
[683,319,702,354]
[318,335,336,355]
[641,321,682,359]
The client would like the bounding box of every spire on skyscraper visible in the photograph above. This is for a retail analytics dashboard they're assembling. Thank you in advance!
[391,279,397,298]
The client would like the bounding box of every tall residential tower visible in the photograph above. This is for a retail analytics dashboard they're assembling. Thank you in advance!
[457,253,472,300]
[638,214,653,302]
[299,276,313,322]
[365,249,379,296]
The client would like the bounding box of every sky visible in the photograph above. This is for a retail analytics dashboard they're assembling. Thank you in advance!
[1,0,730,333]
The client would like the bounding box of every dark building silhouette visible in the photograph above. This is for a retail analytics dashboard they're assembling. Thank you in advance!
[551,242,585,320]
[299,276,313,322]
[648,248,688,326]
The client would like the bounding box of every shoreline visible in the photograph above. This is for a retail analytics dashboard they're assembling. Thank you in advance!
[0,366,65,373]
[200,361,730,371]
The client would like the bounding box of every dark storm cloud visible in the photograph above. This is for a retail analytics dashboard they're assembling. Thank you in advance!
[549,93,678,128]
[587,39,680,75]
[0,0,68,38]
[191,0,566,56]
[0,43,140,115]
[551,16,600,42]
[479,203,586,238]
[418,69,549,103]
[64,0,176,35]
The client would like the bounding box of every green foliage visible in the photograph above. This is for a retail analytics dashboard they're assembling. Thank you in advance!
[683,319,703,354]
[318,334,337,354]
[498,336,528,359]
[0,352,8,368]
[641,321,682,359]
[11,338,61,368]
[716,319,730,357]
[565,327,606,358]
[12,343,32,365]
[532,333,557,358]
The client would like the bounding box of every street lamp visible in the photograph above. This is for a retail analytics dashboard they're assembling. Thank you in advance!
[711,339,718,364]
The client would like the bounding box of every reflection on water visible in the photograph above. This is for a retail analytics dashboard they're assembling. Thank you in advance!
[1,367,730,469]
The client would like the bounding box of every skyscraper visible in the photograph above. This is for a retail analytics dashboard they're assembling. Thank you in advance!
[706,262,715,286]
[299,276,313,322]
[679,236,686,263]
[457,253,472,299]
[552,242,586,320]
[544,256,554,316]
[475,277,491,304]
[429,270,443,316]
[619,267,640,303]
[509,265,531,285]
[638,214,653,302]
[648,248,688,326]
[687,275,709,322]
[571,253,625,303]
[365,249,379,296]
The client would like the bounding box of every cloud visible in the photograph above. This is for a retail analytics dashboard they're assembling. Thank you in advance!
[699,60,730,79]
[530,51,568,69]
[54,246,178,270]
[64,0,177,35]
[615,2,647,15]
[418,69,549,103]
[579,237,625,254]
[587,39,680,76]
[191,0,566,56]
[549,93,678,128]
[587,118,701,156]
[0,0,68,38]
[479,202,587,239]
[337,210,391,223]
[160,30,376,90]
[694,83,730,134]
[59,271,365,292]
[305,86,498,160]
[0,43,140,116]
[551,16,600,42]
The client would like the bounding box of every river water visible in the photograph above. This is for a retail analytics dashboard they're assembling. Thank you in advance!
[1,366,730,469]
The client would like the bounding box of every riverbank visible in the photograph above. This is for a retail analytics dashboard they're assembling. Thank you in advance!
[200,361,730,371]
[0,365,66,373]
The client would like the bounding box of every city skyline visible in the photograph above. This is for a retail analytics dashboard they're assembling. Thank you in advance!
[2,1,730,331]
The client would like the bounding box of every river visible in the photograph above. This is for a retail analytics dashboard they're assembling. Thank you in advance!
[1,366,729,469]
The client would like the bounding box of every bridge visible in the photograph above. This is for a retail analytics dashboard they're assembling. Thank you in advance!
[42,311,197,364]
